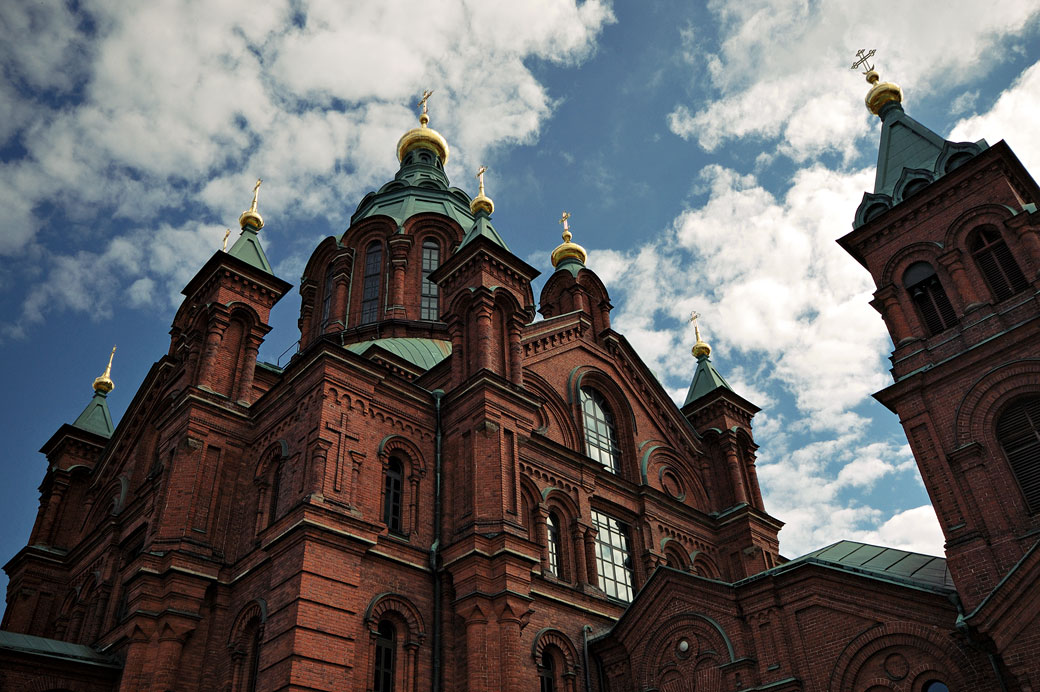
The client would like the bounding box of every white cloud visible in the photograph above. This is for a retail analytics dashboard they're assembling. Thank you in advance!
[0,0,614,335]
[669,1,1040,162]
[950,59,1040,176]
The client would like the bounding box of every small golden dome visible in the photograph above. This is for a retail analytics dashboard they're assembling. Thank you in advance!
[93,346,116,394]
[239,178,264,230]
[397,111,450,165]
[470,165,494,215]
[864,69,903,117]
[691,324,711,358]
[551,212,587,268]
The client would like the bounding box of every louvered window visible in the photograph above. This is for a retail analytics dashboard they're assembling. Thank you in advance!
[904,262,956,336]
[970,226,1028,302]
[996,397,1040,514]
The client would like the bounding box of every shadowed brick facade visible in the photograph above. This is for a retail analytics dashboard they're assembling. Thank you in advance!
[2,82,1039,691]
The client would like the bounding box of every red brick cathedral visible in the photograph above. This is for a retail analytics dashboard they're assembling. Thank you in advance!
[2,72,1039,692]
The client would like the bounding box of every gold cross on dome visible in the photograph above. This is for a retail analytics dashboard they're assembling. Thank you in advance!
[559,211,571,233]
[476,166,488,195]
[418,89,434,115]
[851,48,876,73]
[249,178,262,213]
[222,228,231,251]
[689,310,700,325]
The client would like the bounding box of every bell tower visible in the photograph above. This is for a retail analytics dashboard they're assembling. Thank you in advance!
[838,63,1040,683]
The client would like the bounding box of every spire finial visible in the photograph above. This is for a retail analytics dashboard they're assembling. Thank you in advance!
[418,89,433,126]
[690,311,711,358]
[470,165,494,215]
[238,178,265,230]
[852,50,903,117]
[550,211,587,268]
[93,345,116,394]
[397,89,449,164]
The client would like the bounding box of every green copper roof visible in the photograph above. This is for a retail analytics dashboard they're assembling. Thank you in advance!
[346,338,452,371]
[72,391,115,438]
[799,540,953,591]
[0,631,121,668]
[683,354,733,407]
[459,210,509,251]
[227,227,274,273]
[874,107,949,196]
[352,148,475,229]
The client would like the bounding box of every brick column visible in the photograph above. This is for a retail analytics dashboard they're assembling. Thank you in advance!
[570,521,588,586]
[724,443,749,505]
[583,525,599,589]
[939,250,983,309]
[234,334,263,404]
[535,505,550,573]
[872,286,914,345]
[197,319,228,388]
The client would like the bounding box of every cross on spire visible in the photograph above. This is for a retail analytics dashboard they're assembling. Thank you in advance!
[559,211,572,241]
[249,178,262,213]
[222,228,231,251]
[851,48,876,73]
[476,165,488,195]
[418,89,434,115]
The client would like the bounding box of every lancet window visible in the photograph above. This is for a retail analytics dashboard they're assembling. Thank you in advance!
[420,239,440,320]
[361,241,383,324]
[580,387,622,473]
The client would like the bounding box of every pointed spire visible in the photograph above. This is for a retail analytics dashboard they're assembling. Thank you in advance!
[73,347,116,437]
[470,165,495,215]
[683,314,733,406]
[550,211,588,271]
[397,89,450,165]
[238,178,264,230]
[228,179,275,273]
[92,345,116,394]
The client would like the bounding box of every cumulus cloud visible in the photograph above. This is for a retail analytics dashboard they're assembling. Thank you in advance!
[0,0,614,334]
[668,0,1040,161]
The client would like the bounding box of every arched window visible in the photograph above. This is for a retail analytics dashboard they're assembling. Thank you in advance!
[268,461,282,527]
[580,387,622,473]
[591,509,634,602]
[383,458,404,534]
[538,650,556,692]
[420,239,440,321]
[320,266,334,331]
[970,226,1028,302]
[923,682,951,692]
[373,620,396,692]
[996,397,1040,514]
[245,617,262,692]
[361,241,383,324]
[546,511,562,577]
[903,262,956,336]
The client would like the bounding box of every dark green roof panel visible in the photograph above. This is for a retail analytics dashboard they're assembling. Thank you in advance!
[346,338,452,371]
[72,392,115,438]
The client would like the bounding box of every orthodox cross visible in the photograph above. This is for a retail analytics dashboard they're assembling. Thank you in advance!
[222,228,231,251]
[476,165,488,196]
[418,89,434,115]
[690,310,703,341]
[249,178,262,213]
[851,48,876,73]
[559,211,571,233]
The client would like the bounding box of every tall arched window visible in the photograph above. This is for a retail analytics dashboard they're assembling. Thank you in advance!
[538,650,556,692]
[996,396,1040,514]
[373,620,396,692]
[420,239,440,321]
[903,262,956,336]
[923,682,951,692]
[970,226,1028,302]
[383,458,404,534]
[361,241,383,324]
[268,461,282,528]
[580,387,622,473]
[320,266,334,331]
[546,511,562,577]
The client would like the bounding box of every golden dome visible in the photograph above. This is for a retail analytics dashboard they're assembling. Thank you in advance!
[93,346,116,394]
[470,165,494,215]
[864,69,903,117]
[239,178,264,230]
[691,324,711,358]
[551,212,588,268]
[397,111,450,166]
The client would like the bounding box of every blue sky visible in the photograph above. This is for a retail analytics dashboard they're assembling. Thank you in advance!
[2,1,1040,616]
